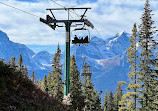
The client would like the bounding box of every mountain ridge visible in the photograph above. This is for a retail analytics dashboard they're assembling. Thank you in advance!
[0,29,131,97]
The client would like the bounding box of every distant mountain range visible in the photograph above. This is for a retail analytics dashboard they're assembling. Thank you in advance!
[71,31,130,92]
[0,30,131,100]
[0,30,52,79]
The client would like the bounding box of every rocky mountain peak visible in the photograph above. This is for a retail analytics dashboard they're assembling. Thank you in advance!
[118,31,126,36]
[0,30,10,42]
[91,36,105,43]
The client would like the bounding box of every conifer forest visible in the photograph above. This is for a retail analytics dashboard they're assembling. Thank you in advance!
[0,0,158,111]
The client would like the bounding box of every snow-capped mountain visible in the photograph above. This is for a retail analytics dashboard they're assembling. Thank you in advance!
[0,29,131,96]
[33,51,52,67]
[70,31,130,92]
[0,30,52,78]
[69,31,131,100]
[0,30,34,61]
[106,31,130,55]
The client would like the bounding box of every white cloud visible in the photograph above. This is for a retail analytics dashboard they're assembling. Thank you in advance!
[0,0,158,45]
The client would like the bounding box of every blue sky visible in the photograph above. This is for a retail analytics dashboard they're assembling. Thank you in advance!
[0,0,158,49]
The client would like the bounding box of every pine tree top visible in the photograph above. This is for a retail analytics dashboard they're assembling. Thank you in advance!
[44,74,47,79]
[18,54,23,67]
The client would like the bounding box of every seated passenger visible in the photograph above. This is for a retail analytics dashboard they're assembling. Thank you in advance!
[83,36,89,43]
[72,35,79,44]
[80,37,84,44]
[74,35,78,40]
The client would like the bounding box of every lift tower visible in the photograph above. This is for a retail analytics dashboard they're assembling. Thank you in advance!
[40,7,94,98]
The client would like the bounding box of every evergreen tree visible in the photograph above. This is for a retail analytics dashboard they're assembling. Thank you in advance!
[83,74,93,111]
[0,61,68,111]
[23,65,28,78]
[47,72,52,95]
[82,62,101,111]
[37,79,42,89]
[82,63,93,111]
[116,82,127,111]
[119,98,128,111]
[51,43,63,102]
[9,56,16,69]
[103,90,108,111]
[125,23,140,110]
[17,54,23,71]
[152,54,158,110]
[114,82,124,111]
[69,55,84,111]
[138,0,157,110]
[17,54,25,79]
[119,92,135,111]
[91,90,101,111]
[31,71,35,83]
[108,91,114,111]
[41,74,47,92]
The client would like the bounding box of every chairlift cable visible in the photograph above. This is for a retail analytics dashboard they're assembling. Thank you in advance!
[49,0,76,20]
[87,12,102,37]
[50,0,80,17]
[60,3,102,38]
[56,28,65,38]
[49,0,86,37]
[49,0,78,26]
[49,0,77,28]
[0,1,66,40]
[50,0,100,38]
[0,1,40,18]
[68,7,102,38]
[71,8,102,37]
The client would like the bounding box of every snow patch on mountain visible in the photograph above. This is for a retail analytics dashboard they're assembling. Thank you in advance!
[33,51,52,65]
[0,29,132,97]
[96,59,108,67]
[0,30,52,73]
[106,31,130,55]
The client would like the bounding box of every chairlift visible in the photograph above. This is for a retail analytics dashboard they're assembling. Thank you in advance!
[40,15,57,30]
[71,28,90,45]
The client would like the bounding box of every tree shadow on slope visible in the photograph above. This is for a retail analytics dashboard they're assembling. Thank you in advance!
[0,61,68,111]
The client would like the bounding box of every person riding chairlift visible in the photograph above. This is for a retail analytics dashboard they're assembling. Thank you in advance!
[73,35,88,44]
[74,35,78,40]
[72,35,79,44]
[83,36,88,43]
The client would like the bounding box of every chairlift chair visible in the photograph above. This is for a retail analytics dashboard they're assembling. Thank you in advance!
[71,28,90,45]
